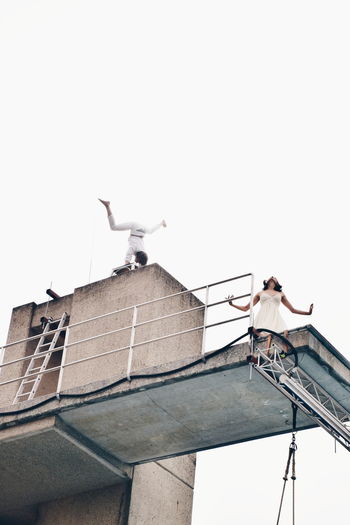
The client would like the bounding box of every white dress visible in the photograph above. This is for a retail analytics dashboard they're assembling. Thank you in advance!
[254,291,287,333]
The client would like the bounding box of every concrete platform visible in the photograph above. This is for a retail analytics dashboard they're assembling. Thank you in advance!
[0,325,349,510]
[59,331,350,463]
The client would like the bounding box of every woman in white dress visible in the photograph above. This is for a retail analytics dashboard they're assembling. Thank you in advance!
[227,276,313,347]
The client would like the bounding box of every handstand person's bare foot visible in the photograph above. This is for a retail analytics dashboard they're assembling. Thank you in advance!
[162,219,167,227]
[98,198,110,207]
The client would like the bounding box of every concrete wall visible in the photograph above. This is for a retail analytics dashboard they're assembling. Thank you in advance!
[0,265,203,406]
[2,455,196,525]
[128,456,196,525]
[61,264,203,390]
[36,484,131,525]
[0,295,72,407]
[34,456,196,525]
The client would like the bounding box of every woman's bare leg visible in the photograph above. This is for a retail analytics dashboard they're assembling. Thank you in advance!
[282,330,289,353]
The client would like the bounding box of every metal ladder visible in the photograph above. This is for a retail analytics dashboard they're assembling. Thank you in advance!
[252,344,350,451]
[13,312,67,404]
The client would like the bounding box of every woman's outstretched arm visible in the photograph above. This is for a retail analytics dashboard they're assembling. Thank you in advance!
[281,295,313,315]
[226,293,260,312]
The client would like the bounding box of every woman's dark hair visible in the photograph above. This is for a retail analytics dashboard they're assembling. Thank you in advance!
[135,251,148,266]
[263,278,282,292]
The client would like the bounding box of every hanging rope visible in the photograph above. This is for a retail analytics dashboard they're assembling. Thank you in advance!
[276,403,298,525]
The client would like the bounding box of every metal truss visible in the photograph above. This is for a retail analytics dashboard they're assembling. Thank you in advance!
[252,344,350,452]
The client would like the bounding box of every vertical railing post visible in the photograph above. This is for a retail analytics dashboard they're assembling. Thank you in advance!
[127,306,137,382]
[56,327,70,397]
[248,273,255,329]
[248,273,255,377]
[201,286,210,361]
[0,346,4,375]
[0,346,4,399]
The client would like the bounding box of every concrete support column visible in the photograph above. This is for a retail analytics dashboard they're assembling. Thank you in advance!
[128,456,196,525]
[36,484,131,525]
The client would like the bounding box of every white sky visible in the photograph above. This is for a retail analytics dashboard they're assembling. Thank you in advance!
[0,1,349,523]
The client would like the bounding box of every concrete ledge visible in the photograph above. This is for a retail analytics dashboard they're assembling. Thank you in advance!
[0,326,349,493]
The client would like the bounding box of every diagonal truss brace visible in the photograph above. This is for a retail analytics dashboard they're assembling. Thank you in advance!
[252,344,350,452]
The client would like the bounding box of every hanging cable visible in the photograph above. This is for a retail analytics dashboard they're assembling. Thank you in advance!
[248,326,298,367]
[276,403,298,525]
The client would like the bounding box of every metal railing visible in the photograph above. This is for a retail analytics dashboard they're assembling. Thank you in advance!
[0,272,254,403]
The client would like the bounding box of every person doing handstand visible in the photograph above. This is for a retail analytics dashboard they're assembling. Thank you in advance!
[99,199,167,267]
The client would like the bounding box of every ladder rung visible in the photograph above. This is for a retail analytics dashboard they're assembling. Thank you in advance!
[39,342,52,347]
[29,367,42,372]
[16,393,30,398]
[23,379,37,384]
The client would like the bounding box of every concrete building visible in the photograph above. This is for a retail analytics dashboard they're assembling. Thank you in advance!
[0,265,202,525]
[0,264,349,524]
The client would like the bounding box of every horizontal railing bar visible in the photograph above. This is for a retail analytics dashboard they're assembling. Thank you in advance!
[2,305,203,359]
[65,325,133,349]
[59,273,252,330]
[135,294,251,329]
[2,274,252,351]
[134,314,250,350]
[135,304,205,328]
[62,313,251,371]
[0,345,64,368]
[62,344,130,369]
[0,296,250,366]
[62,329,206,371]
[1,311,251,376]
[0,365,62,388]
[206,273,252,287]
[208,294,251,309]
[3,327,67,350]
[1,274,254,396]
[206,314,250,329]
[131,324,204,349]
[62,326,206,371]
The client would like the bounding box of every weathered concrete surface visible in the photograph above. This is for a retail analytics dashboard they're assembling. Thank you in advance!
[0,295,72,406]
[0,416,131,513]
[1,264,203,406]
[128,458,196,525]
[0,504,38,525]
[36,484,131,525]
[61,264,204,390]
[0,265,201,525]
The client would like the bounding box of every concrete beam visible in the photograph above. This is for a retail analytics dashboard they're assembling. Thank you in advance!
[0,416,131,512]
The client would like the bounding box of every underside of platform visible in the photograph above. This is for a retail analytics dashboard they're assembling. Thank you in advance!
[0,325,349,511]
